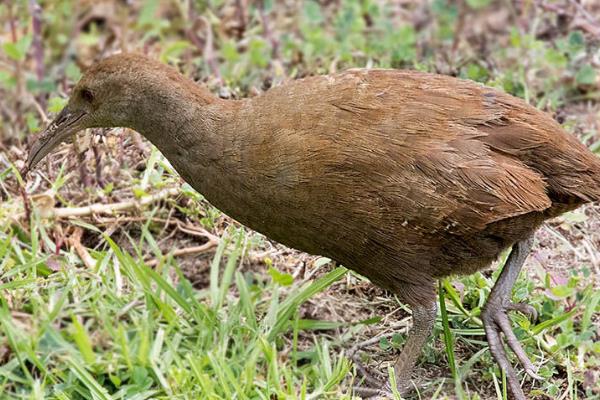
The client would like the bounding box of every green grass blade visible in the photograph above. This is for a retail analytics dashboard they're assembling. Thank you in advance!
[439,279,465,399]
[268,266,347,341]
[66,357,113,400]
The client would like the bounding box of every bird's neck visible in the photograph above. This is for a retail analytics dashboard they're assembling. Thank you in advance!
[128,79,219,154]
[127,84,251,218]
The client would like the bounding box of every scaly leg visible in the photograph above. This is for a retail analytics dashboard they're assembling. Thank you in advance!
[369,286,437,397]
[481,236,541,400]
[353,286,437,399]
[389,300,437,394]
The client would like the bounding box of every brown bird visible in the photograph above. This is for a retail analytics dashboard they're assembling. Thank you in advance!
[27,53,600,399]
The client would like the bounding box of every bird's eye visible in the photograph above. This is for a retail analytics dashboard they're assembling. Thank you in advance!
[81,88,94,103]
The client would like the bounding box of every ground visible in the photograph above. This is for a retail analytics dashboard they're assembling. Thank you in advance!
[0,1,599,399]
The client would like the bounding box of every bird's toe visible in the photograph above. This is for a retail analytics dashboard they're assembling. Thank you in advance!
[507,301,538,321]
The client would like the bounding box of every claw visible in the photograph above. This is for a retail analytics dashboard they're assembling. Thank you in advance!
[379,384,395,399]
[353,366,410,398]
[352,355,386,387]
[352,385,395,399]
[491,304,542,380]
[507,301,538,321]
[525,366,543,381]
[352,386,386,398]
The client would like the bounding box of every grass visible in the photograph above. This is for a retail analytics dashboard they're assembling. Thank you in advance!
[1,0,600,399]
[2,207,597,399]
[1,223,353,399]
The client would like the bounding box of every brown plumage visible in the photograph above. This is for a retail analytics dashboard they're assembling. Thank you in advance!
[27,54,600,399]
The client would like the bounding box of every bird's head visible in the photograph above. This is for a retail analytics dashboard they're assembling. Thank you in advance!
[27,53,193,171]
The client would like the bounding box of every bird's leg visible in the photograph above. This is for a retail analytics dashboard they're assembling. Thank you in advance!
[392,300,437,393]
[351,284,436,398]
[378,290,437,396]
[481,236,541,400]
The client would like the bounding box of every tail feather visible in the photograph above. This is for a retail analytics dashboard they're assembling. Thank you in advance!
[479,111,600,206]
[542,135,600,204]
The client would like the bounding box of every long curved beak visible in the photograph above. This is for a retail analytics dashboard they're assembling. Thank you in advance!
[27,107,86,171]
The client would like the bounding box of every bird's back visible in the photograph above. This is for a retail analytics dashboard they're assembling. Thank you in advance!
[210,69,600,290]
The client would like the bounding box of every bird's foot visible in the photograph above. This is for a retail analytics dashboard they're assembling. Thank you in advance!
[483,299,541,379]
[482,299,541,400]
[351,358,392,398]
[352,383,407,399]
[352,356,386,387]
[352,386,390,399]
[380,380,411,398]
[352,362,411,399]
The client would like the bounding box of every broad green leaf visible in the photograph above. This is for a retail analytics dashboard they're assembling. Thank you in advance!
[575,65,596,86]
[48,97,68,113]
[268,266,293,286]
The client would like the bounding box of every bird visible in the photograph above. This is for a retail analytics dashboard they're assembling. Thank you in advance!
[27,53,600,399]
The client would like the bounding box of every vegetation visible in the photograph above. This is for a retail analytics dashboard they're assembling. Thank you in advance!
[0,1,599,399]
